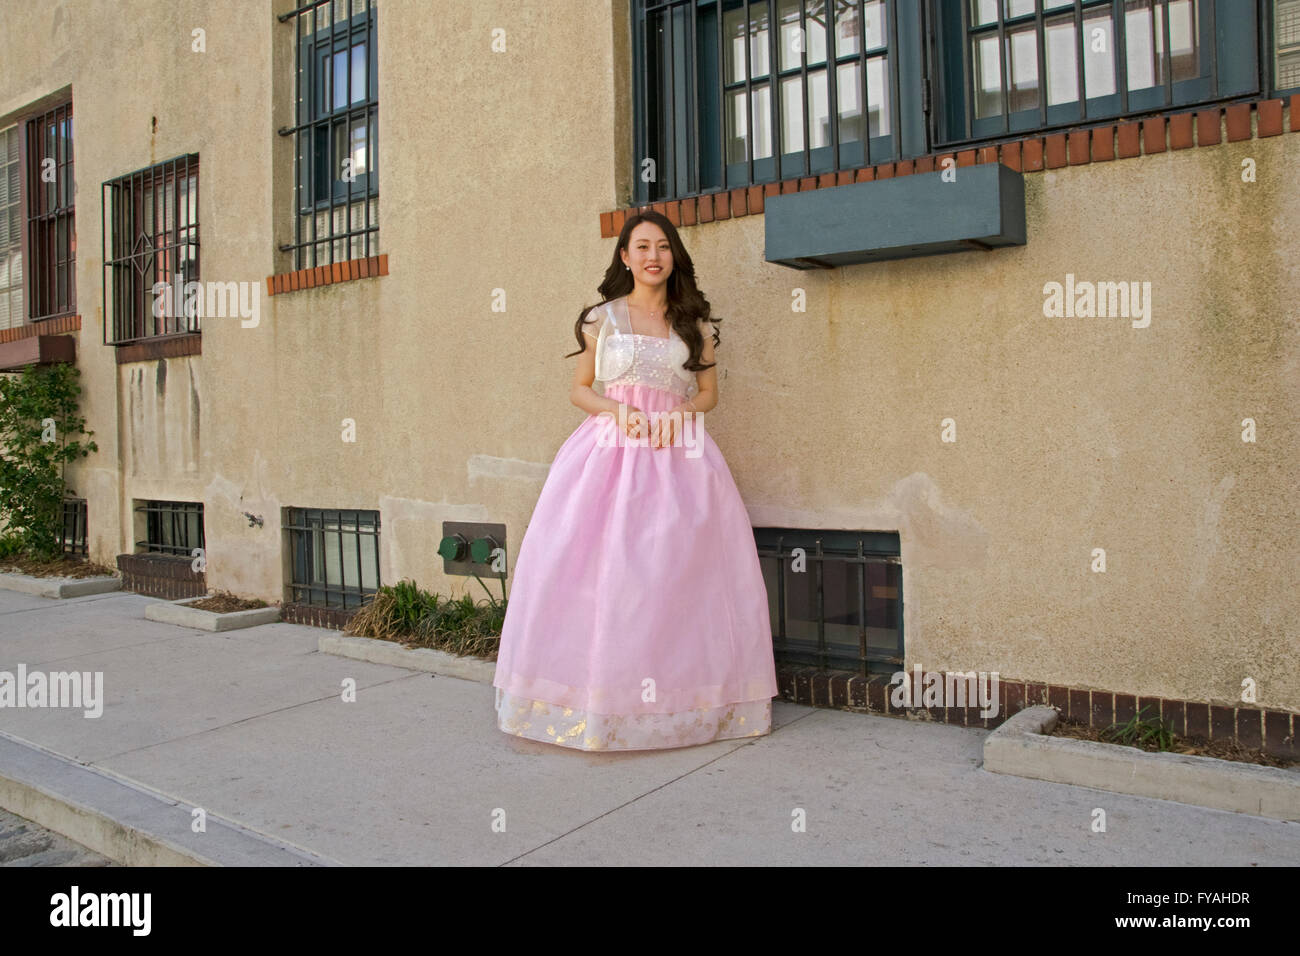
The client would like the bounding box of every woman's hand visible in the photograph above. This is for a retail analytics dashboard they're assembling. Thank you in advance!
[649,413,679,449]
[620,404,649,441]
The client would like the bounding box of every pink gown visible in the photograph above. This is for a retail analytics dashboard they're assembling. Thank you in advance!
[492,294,778,750]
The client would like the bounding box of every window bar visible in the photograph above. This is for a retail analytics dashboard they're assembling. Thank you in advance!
[293,3,303,270]
[745,0,757,188]
[814,537,826,670]
[306,2,319,270]
[886,0,902,160]
[365,0,373,257]
[1073,0,1086,121]
[1036,0,1048,129]
[960,1,974,143]
[856,539,868,679]
[336,509,346,608]
[715,0,725,194]
[341,2,353,264]
[1158,0,1172,106]
[775,534,788,646]
[827,0,840,172]
[689,0,700,196]
[1115,0,1129,115]
[859,0,871,165]
[996,3,1009,134]
[771,0,783,181]
[1205,0,1218,99]
[133,167,142,341]
[351,512,361,608]
[799,0,810,179]
[193,154,201,333]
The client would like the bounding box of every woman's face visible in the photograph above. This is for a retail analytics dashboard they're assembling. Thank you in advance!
[622,224,673,290]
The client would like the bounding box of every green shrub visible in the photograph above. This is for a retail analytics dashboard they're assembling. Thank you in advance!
[0,364,97,561]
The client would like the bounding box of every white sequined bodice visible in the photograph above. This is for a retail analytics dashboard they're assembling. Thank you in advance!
[591,295,699,401]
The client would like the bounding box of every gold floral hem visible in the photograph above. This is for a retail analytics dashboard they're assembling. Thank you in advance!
[494,687,772,751]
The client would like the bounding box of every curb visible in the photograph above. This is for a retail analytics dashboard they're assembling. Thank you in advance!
[144,597,281,632]
[0,571,121,599]
[984,705,1300,822]
[319,633,496,683]
[0,731,341,866]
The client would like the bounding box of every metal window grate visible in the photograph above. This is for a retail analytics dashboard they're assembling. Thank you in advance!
[276,0,379,271]
[101,154,200,345]
[134,500,205,557]
[25,101,74,322]
[61,496,87,557]
[755,528,903,677]
[284,507,380,609]
[939,0,1245,146]
[634,0,903,203]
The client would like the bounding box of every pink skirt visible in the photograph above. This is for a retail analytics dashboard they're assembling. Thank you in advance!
[492,382,778,751]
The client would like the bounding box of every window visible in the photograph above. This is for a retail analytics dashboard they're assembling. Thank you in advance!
[278,0,379,270]
[933,0,1258,146]
[26,101,75,321]
[135,500,205,557]
[637,1,1273,202]
[62,496,87,557]
[1274,0,1300,94]
[0,125,22,331]
[755,528,903,676]
[634,0,926,203]
[284,507,380,609]
[102,155,200,345]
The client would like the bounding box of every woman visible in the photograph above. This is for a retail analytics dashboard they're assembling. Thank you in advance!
[492,211,778,751]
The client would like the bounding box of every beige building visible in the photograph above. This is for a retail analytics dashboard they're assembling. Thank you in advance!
[1,0,1297,752]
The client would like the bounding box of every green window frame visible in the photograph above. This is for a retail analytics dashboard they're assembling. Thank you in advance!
[755,527,904,677]
[932,0,1260,148]
[633,0,927,204]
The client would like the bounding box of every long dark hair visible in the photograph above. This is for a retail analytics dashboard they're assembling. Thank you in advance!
[565,210,719,373]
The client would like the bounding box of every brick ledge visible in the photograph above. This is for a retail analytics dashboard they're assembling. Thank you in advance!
[266,253,389,296]
[604,94,1299,235]
[775,663,1297,759]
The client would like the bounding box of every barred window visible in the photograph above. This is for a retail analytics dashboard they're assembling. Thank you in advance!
[634,0,921,204]
[62,496,87,558]
[0,125,21,331]
[755,528,903,677]
[284,507,380,609]
[278,0,379,271]
[102,155,200,345]
[26,101,75,321]
[135,500,205,557]
[933,0,1259,146]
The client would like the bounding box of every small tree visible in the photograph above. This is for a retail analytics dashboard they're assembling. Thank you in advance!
[0,363,98,560]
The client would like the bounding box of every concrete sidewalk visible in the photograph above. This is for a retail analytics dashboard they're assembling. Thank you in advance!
[0,586,1296,865]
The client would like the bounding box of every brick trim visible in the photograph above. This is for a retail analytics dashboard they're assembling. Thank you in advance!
[603,96,1294,237]
[0,314,81,344]
[281,601,360,630]
[115,332,202,365]
[266,253,389,297]
[775,663,1298,759]
[116,552,205,600]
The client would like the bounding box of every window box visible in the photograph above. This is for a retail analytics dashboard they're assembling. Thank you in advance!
[763,161,1026,268]
[0,332,75,371]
